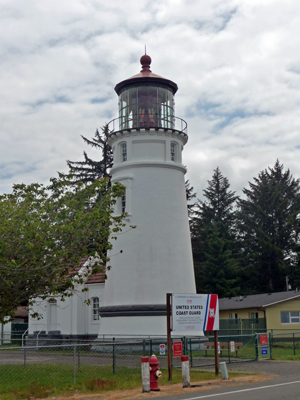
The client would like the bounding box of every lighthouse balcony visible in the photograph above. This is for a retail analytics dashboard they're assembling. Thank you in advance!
[107,114,188,138]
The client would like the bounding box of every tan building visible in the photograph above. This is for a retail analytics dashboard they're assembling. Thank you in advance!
[219,291,300,332]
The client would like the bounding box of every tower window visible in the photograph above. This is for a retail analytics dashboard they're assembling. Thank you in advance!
[170,143,176,161]
[121,142,127,162]
[93,297,100,321]
[121,192,126,213]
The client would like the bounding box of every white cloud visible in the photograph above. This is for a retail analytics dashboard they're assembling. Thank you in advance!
[0,0,300,199]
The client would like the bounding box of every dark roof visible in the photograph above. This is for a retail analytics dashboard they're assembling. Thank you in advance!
[114,54,178,95]
[219,291,300,310]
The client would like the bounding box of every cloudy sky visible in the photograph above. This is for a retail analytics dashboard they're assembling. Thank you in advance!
[1,0,300,200]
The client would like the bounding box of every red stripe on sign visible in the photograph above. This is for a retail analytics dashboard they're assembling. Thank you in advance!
[206,294,217,331]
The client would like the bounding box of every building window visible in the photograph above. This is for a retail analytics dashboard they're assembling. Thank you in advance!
[121,142,127,162]
[170,143,176,161]
[230,313,238,319]
[249,312,259,324]
[121,192,126,213]
[93,297,100,321]
[281,311,300,324]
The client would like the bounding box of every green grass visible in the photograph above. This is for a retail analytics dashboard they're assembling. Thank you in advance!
[0,363,229,399]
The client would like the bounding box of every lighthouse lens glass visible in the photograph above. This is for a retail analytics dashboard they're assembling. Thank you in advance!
[118,86,174,129]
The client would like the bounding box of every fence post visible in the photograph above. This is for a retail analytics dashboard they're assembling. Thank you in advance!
[228,340,230,363]
[78,345,81,371]
[149,339,152,357]
[24,345,26,367]
[269,332,272,359]
[113,337,116,374]
[293,333,295,356]
[73,345,76,385]
[255,333,259,361]
[143,339,146,357]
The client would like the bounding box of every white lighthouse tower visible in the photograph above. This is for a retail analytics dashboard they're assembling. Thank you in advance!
[99,54,196,336]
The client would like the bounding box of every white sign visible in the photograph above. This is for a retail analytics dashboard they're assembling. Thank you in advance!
[159,344,165,355]
[172,294,219,332]
[230,341,235,352]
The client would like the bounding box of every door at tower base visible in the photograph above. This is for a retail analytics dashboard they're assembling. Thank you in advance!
[172,294,219,332]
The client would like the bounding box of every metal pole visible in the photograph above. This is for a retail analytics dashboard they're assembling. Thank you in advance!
[255,333,259,361]
[78,345,80,371]
[166,293,172,381]
[214,331,219,376]
[189,338,193,367]
[113,337,116,374]
[228,340,230,363]
[73,345,76,385]
[293,333,295,356]
[143,339,146,357]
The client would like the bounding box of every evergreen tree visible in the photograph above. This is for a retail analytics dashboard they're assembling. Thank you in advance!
[238,160,300,293]
[191,167,241,296]
[66,125,113,183]
[195,221,240,297]
[185,179,196,219]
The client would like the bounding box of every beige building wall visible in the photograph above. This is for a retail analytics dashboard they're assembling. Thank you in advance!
[220,298,300,333]
[265,298,300,332]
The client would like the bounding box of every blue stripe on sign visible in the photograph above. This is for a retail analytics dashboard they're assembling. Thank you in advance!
[203,295,210,330]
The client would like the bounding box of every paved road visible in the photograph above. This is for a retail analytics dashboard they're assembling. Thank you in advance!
[137,360,300,400]
[140,379,300,400]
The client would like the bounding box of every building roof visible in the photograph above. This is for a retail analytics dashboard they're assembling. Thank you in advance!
[85,271,106,284]
[14,306,29,318]
[80,256,106,284]
[114,54,178,95]
[219,291,300,310]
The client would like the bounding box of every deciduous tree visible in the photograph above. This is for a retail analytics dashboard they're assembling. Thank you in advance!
[0,175,125,323]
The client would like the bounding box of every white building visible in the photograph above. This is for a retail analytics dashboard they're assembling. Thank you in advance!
[98,54,196,337]
[28,258,105,340]
[28,54,197,340]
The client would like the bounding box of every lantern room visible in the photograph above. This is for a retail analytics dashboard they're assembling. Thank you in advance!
[114,54,179,131]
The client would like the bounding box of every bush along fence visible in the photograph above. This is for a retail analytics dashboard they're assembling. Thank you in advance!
[0,331,300,397]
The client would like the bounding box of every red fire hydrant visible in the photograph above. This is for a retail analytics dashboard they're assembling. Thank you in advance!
[149,354,162,391]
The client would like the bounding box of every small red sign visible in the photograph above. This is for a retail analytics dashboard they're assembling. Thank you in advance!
[173,341,182,357]
[260,334,268,346]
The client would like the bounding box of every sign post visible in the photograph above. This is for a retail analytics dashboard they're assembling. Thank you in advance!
[214,331,219,375]
[166,293,219,380]
[166,293,172,381]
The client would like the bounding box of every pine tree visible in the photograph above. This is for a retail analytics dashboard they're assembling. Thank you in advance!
[238,160,300,293]
[66,125,113,183]
[185,179,196,219]
[191,167,241,296]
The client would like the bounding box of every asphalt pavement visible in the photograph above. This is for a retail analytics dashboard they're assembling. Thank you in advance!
[136,360,300,400]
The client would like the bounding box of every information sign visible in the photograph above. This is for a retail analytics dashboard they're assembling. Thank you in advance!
[173,341,182,357]
[260,334,268,346]
[159,344,165,355]
[172,294,219,332]
[261,346,268,355]
[230,341,235,353]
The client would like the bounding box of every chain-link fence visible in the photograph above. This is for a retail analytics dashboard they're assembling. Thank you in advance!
[0,333,258,395]
[1,331,299,398]
[270,331,300,358]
